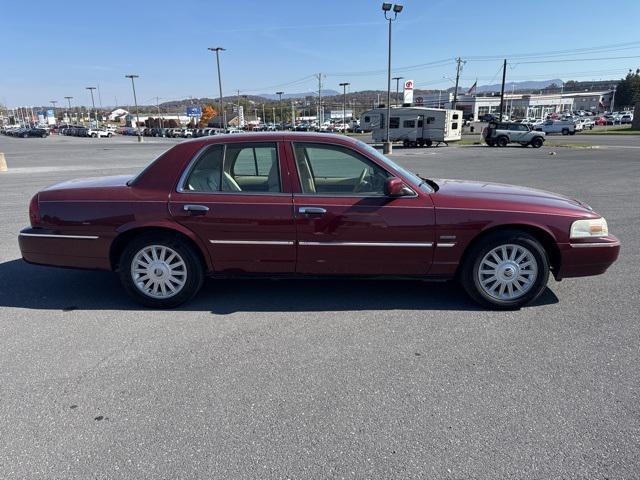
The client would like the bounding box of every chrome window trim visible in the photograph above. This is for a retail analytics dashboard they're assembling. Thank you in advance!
[19,233,99,240]
[176,142,284,195]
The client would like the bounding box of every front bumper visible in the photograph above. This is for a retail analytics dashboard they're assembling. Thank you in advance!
[555,235,621,279]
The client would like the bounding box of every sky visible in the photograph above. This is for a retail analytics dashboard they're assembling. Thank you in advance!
[2,0,640,107]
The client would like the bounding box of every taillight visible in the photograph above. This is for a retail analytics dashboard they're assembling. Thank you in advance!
[29,194,40,226]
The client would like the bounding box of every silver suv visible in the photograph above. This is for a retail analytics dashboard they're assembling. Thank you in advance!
[483,122,546,148]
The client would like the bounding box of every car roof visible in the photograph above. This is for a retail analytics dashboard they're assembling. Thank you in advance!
[181,131,360,147]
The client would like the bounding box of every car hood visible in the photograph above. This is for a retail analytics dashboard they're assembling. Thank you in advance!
[431,179,597,217]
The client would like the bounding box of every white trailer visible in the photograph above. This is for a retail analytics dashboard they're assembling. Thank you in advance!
[360,106,463,147]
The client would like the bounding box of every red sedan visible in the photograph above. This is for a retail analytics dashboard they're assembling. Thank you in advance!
[19,133,620,309]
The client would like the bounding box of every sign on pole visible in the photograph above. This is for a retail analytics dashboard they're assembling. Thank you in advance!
[186,106,202,117]
[403,80,414,104]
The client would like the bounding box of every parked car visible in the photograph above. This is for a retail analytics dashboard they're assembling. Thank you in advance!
[620,114,633,124]
[26,128,49,138]
[482,122,546,148]
[86,128,113,138]
[578,118,595,130]
[18,132,619,310]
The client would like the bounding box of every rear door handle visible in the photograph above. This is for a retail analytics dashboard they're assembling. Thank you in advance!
[298,207,327,215]
[183,204,210,215]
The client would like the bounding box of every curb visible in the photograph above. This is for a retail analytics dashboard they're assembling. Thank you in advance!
[0,152,7,172]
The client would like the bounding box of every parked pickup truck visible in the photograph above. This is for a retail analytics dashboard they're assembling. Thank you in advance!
[482,122,546,148]
[534,119,578,135]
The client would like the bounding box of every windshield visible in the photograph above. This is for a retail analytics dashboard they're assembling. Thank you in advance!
[357,141,434,193]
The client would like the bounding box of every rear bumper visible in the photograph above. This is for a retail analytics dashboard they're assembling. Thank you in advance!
[555,235,620,279]
[18,227,112,270]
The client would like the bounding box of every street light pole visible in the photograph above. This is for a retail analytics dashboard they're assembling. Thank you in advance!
[86,87,97,129]
[392,76,403,106]
[64,96,73,123]
[208,47,226,129]
[276,92,284,130]
[382,3,403,154]
[125,74,142,142]
[339,82,350,133]
[50,100,58,126]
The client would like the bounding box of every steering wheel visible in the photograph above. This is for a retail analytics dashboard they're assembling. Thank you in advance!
[354,168,369,193]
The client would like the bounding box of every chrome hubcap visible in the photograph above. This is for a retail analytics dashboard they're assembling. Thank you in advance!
[477,244,538,301]
[131,245,187,299]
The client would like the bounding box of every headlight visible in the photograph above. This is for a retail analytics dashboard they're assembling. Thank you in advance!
[570,218,608,239]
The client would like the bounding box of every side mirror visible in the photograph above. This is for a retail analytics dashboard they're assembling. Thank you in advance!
[385,177,411,197]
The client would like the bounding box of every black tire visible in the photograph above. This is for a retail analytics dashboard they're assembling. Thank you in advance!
[118,233,205,308]
[530,137,544,148]
[107,133,112,138]
[92,133,97,138]
[460,230,550,310]
[561,129,569,135]
[496,136,508,147]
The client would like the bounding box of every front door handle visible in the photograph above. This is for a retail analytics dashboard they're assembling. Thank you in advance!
[299,207,327,215]
[183,204,210,215]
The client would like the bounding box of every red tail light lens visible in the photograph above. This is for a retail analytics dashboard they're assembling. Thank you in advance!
[29,194,40,226]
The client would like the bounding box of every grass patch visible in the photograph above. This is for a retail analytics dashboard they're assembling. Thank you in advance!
[547,143,597,148]
[454,139,484,145]
[578,127,640,135]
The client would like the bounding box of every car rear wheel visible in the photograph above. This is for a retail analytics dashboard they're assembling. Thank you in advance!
[119,234,204,308]
[496,136,508,147]
[460,230,549,309]
[530,137,544,148]
[561,129,569,135]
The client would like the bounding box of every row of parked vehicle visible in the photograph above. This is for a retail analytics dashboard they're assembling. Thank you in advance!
[59,125,115,138]
[1,126,50,138]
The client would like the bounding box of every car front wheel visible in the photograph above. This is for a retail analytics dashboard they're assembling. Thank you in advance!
[460,230,549,309]
[119,234,204,308]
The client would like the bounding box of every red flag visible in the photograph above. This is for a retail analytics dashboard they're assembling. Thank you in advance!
[467,80,477,95]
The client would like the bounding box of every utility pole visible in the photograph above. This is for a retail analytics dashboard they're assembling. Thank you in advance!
[339,82,350,133]
[498,59,507,122]
[155,97,163,128]
[610,85,617,113]
[315,73,323,127]
[291,100,295,129]
[208,47,226,129]
[452,57,465,110]
[276,91,284,130]
[392,76,403,106]
[262,103,266,126]
[125,74,142,142]
[272,106,276,126]
[64,96,73,124]
[86,87,97,129]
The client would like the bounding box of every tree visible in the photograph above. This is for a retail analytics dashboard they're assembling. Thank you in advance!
[198,104,217,127]
[614,69,640,109]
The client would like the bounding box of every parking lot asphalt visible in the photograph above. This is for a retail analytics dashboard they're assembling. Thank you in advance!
[0,134,638,479]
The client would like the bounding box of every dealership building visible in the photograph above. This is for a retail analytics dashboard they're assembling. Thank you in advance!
[413,90,614,120]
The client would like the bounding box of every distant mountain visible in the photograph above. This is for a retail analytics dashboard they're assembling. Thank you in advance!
[476,79,563,93]
[257,90,339,100]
